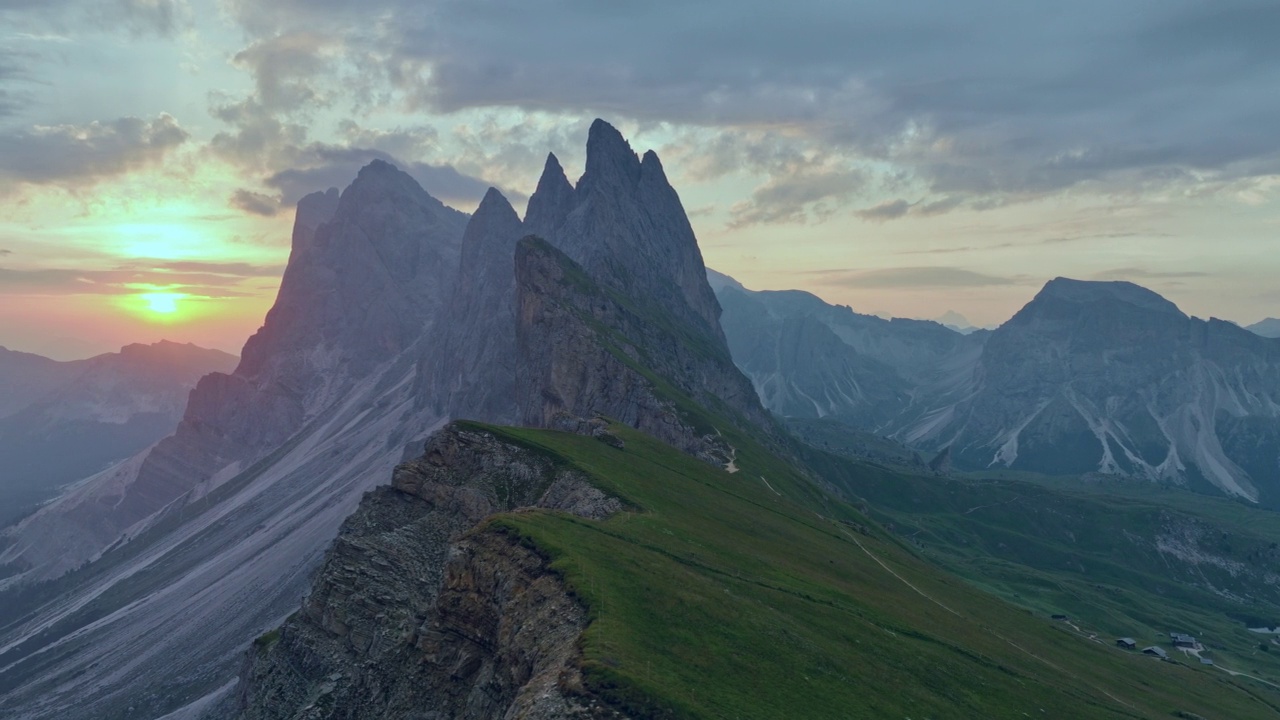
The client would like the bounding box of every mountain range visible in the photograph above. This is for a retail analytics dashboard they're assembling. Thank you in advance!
[715,274,1280,504]
[1249,317,1280,338]
[2,121,1280,719]
[0,342,236,525]
[0,120,765,719]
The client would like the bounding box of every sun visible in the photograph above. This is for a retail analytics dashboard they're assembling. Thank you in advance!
[138,292,187,316]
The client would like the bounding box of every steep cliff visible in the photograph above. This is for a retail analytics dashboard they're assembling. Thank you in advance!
[420,120,773,457]
[514,237,766,465]
[0,167,468,586]
[235,423,624,720]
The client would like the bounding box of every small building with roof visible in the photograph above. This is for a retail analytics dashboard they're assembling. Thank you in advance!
[1142,646,1168,659]
[1116,638,1137,650]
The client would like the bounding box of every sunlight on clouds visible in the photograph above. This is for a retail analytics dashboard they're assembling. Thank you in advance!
[114,223,211,260]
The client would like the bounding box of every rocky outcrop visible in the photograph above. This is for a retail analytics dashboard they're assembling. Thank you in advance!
[421,187,525,424]
[235,423,624,719]
[515,236,763,465]
[525,119,726,349]
[419,121,773,464]
[0,120,769,720]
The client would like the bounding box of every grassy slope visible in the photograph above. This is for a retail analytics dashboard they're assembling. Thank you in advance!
[477,423,1280,719]
[803,449,1280,690]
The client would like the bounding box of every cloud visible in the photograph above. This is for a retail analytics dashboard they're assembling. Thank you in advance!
[727,165,865,227]
[264,145,513,208]
[0,0,191,37]
[856,198,911,222]
[915,196,966,217]
[218,0,1280,199]
[804,266,1026,289]
[0,114,189,188]
[231,32,335,113]
[1092,267,1210,281]
[0,260,281,296]
[230,189,282,216]
[209,92,506,209]
[0,249,11,255]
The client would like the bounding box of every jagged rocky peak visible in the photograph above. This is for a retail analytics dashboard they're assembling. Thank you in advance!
[421,186,525,421]
[578,117,643,193]
[291,186,340,251]
[467,187,521,243]
[523,118,726,344]
[239,159,469,381]
[523,152,575,236]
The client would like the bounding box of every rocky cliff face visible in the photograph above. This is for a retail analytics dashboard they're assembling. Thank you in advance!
[421,120,772,457]
[713,279,983,432]
[926,278,1280,503]
[0,167,468,720]
[515,237,765,465]
[234,423,624,720]
[717,271,1280,504]
[420,188,525,424]
[0,167,468,586]
[525,119,725,348]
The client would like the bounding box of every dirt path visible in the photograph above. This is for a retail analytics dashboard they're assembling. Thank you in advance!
[817,512,1139,712]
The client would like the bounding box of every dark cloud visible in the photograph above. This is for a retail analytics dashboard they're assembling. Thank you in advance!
[804,266,1027,289]
[265,146,513,208]
[856,199,911,222]
[220,0,1280,198]
[230,189,282,217]
[915,196,966,217]
[0,113,188,187]
[727,166,865,228]
[231,32,334,112]
[0,249,11,255]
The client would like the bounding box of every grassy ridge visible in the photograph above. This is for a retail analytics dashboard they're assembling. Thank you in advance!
[478,423,1280,719]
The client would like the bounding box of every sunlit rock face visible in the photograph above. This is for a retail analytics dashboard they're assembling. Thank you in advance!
[0,166,470,586]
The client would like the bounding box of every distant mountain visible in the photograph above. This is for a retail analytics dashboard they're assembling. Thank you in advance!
[713,278,985,432]
[0,341,236,525]
[1248,317,1280,338]
[914,278,1280,503]
[715,272,1280,505]
[931,310,986,334]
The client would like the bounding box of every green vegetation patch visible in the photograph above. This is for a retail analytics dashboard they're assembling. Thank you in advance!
[482,424,1280,719]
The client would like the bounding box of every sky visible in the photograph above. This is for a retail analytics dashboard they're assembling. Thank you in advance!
[1,0,1277,359]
